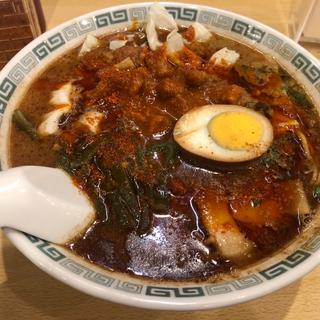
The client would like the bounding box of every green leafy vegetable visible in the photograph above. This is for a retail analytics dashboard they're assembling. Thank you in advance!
[70,141,100,169]
[56,151,73,175]
[142,183,169,212]
[135,145,145,169]
[236,62,274,86]
[287,86,311,107]
[12,109,37,140]
[147,140,178,167]
[109,166,151,232]
[57,137,177,235]
[261,133,296,176]
[313,184,320,202]
[254,102,273,117]
[59,132,111,171]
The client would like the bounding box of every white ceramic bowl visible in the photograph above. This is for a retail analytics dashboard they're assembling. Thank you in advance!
[1,2,320,311]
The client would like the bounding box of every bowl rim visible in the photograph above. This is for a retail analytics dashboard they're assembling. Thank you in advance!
[1,1,320,311]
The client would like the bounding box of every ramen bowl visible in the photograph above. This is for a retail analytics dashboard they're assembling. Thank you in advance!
[0,2,320,311]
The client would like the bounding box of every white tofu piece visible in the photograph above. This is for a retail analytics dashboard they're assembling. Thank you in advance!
[37,106,71,136]
[79,34,100,56]
[196,193,254,261]
[284,180,310,215]
[192,22,212,42]
[109,39,128,51]
[78,111,104,134]
[114,57,135,70]
[166,30,184,54]
[50,82,73,106]
[210,47,240,68]
[39,82,74,136]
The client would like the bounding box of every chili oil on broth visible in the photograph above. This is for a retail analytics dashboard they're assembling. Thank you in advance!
[9,23,320,281]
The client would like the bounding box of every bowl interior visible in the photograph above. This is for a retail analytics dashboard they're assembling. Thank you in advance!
[0,2,320,311]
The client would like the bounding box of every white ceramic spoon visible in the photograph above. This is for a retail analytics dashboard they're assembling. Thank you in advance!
[0,166,95,244]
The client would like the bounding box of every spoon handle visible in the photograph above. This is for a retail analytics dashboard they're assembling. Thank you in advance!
[0,167,28,228]
[0,166,95,244]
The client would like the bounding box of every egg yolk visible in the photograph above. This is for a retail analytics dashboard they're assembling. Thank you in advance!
[208,112,263,150]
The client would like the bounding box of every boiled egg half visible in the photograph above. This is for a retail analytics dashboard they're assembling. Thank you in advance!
[173,105,273,162]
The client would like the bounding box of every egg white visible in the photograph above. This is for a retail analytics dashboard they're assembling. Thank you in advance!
[173,104,274,162]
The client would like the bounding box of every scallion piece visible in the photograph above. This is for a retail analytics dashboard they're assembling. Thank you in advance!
[12,109,37,140]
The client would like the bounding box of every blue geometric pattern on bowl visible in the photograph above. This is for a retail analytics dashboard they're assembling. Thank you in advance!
[231,19,265,42]
[22,232,320,297]
[1,4,320,298]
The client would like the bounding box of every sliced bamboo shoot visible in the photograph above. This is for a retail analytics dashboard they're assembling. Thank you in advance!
[196,192,254,260]
[282,180,310,215]
[296,130,312,160]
